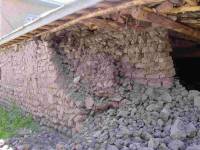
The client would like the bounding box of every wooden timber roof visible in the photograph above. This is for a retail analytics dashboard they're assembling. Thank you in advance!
[0,0,200,49]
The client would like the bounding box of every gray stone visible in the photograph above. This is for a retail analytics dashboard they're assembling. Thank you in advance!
[145,87,154,98]
[107,145,119,150]
[148,138,160,149]
[121,147,130,150]
[158,143,169,150]
[130,108,137,116]
[181,90,188,97]
[93,131,102,138]
[188,90,200,100]
[120,126,131,136]
[186,145,200,150]
[170,118,186,139]
[158,119,164,127]
[140,147,154,150]
[194,96,200,109]
[160,106,171,121]
[117,110,129,117]
[73,76,81,83]
[168,140,185,150]
[186,123,197,137]
[146,104,160,112]
[114,139,123,148]
[160,92,172,103]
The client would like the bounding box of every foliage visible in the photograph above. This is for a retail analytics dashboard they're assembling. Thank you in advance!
[0,105,38,139]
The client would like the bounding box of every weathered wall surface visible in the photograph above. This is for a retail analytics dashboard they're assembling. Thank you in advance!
[0,41,87,132]
[0,27,175,132]
[46,26,175,91]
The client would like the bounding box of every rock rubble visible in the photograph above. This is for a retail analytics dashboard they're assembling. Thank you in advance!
[5,80,200,150]
[63,80,200,150]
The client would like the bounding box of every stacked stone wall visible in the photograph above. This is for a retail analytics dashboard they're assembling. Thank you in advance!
[46,26,175,94]
[0,26,175,132]
[0,41,87,132]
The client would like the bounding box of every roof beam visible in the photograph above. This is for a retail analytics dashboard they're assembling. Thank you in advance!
[80,18,123,31]
[184,0,198,6]
[164,6,200,14]
[131,7,200,42]
[44,0,166,33]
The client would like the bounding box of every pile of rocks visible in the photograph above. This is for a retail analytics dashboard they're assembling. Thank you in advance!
[5,80,200,150]
[64,80,200,150]
[6,127,70,150]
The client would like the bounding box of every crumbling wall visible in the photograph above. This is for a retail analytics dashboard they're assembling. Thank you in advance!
[0,41,87,132]
[0,26,175,132]
[46,26,175,95]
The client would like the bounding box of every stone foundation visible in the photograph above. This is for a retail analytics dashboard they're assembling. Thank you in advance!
[0,26,175,131]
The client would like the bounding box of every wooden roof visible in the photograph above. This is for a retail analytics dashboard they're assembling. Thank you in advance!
[0,0,200,49]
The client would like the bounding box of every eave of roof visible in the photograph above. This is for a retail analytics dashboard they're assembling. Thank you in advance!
[0,0,103,47]
[1,0,200,49]
[38,0,64,6]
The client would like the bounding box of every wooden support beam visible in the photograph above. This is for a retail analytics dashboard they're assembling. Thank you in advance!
[164,6,200,14]
[80,18,123,31]
[47,0,166,34]
[131,7,200,42]
[156,1,174,13]
[184,0,198,6]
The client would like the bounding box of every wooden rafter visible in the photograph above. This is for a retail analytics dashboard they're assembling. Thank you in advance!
[131,7,200,42]
[163,6,200,14]
[185,0,198,6]
[45,0,166,34]
[80,18,123,31]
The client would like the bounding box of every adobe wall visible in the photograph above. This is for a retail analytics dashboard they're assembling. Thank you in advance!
[0,26,175,132]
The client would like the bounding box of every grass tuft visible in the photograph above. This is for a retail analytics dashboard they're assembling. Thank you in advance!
[0,105,38,139]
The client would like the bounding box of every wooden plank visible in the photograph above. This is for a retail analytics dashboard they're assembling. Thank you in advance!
[164,6,200,14]
[131,7,200,42]
[81,18,123,31]
[185,0,198,6]
[156,1,174,13]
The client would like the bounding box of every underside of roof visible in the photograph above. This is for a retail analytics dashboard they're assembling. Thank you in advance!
[0,0,200,49]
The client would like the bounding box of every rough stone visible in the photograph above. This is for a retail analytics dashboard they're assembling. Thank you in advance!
[160,92,172,103]
[160,106,171,121]
[186,145,200,150]
[73,76,81,84]
[185,123,197,137]
[194,96,200,109]
[56,143,65,150]
[170,118,186,139]
[117,110,129,117]
[85,96,94,110]
[168,140,185,150]
[148,138,160,149]
[107,145,119,150]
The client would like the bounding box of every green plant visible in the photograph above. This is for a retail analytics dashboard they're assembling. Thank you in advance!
[0,105,38,139]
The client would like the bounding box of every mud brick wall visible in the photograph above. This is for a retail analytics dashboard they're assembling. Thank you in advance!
[0,41,88,132]
[46,26,175,93]
[0,26,175,132]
